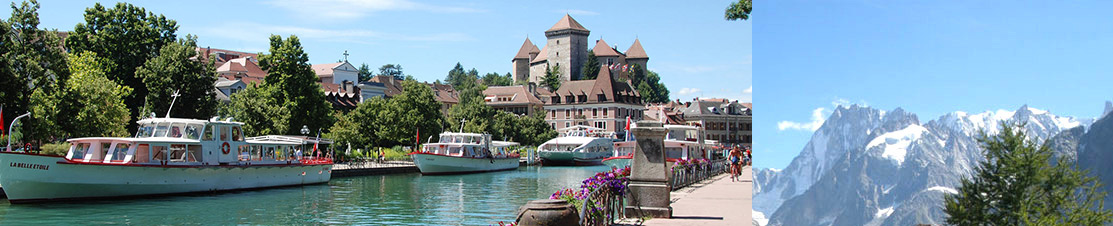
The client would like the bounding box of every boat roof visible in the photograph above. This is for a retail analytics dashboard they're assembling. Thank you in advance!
[558,125,604,132]
[439,132,486,137]
[664,125,700,131]
[66,137,201,144]
[137,116,244,125]
[491,141,520,147]
[542,136,600,145]
[246,135,333,145]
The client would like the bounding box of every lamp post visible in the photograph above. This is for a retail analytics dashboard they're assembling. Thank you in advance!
[301,125,310,136]
[6,112,31,152]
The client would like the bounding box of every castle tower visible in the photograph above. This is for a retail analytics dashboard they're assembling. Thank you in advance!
[625,38,649,71]
[543,14,590,81]
[512,38,541,83]
[592,38,625,68]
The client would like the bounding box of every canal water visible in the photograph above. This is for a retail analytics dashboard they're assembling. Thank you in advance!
[0,165,611,225]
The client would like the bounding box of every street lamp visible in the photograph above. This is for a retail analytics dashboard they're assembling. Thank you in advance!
[300,125,309,136]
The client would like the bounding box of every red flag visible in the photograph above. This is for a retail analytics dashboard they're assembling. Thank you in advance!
[1,105,5,136]
[416,127,420,145]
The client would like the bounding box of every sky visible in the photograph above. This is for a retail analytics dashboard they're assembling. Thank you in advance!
[1,0,751,103]
[756,1,1113,169]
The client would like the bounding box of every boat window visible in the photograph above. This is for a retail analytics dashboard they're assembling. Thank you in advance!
[449,147,462,156]
[153,125,170,137]
[665,147,684,159]
[187,145,202,162]
[152,145,168,161]
[266,147,276,160]
[170,144,188,162]
[232,126,243,141]
[111,143,130,161]
[203,124,215,141]
[137,126,154,138]
[135,144,149,163]
[220,126,229,141]
[170,126,183,138]
[70,143,90,160]
[185,124,201,140]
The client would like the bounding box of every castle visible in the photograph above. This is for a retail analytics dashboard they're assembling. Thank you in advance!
[512,14,649,85]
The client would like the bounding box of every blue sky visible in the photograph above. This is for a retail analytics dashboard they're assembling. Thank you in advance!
[2,0,751,102]
[757,1,1113,169]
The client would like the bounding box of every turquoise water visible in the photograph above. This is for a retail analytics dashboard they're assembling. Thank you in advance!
[0,165,611,225]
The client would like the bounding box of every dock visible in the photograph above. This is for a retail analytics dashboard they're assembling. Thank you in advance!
[620,166,753,226]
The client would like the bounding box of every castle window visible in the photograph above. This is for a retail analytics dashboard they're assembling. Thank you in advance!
[603,108,608,117]
[593,108,598,118]
[550,110,556,118]
[578,95,587,102]
[608,59,614,65]
[598,94,606,102]
[552,96,561,104]
[565,109,570,119]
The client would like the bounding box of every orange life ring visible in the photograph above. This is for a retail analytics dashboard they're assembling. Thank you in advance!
[221,142,231,154]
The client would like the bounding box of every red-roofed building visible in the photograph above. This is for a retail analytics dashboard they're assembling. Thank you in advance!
[513,15,650,85]
[541,69,644,137]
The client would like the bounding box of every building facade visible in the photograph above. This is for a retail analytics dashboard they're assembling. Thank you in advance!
[680,99,752,147]
[542,69,644,137]
[483,85,545,116]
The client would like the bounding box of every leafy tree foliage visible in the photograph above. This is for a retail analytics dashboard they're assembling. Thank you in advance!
[542,64,563,91]
[628,64,670,103]
[372,80,444,147]
[325,97,383,149]
[444,63,483,90]
[944,122,1112,225]
[725,0,752,21]
[31,52,132,139]
[219,84,288,137]
[378,64,404,80]
[65,2,178,128]
[257,35,334,135]
[136,35,217,120]
[481,72,513,87]
[581,51,600,80]
[358,63,373,82]
[1,0,69,142]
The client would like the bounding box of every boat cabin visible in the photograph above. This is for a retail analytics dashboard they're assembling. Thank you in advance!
[64,117,309,166]
[420,133,518,158]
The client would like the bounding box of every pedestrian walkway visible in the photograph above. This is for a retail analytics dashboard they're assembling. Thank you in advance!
[620,166,752,226]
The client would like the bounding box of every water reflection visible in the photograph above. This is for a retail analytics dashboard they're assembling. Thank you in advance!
[0,165,609,225]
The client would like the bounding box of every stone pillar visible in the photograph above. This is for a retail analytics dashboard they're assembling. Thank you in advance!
[625,121,672,218]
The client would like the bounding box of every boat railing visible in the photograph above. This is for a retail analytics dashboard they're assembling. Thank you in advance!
[300,156,333,165]
[669,159,729,190]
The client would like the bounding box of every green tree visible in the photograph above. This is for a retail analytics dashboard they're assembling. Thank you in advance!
[379,64,404,80]
[542,65,563,91]
[581,51,600,80]
[2,0,69,143]
[65,2,179,128]
[220,84,288,136]
[444,62,469,89]
[358,63,373,82]
[944,122,1112,225]
[373,80,443,147]
[326,96,385,149]
[57,52,132,138]
[481,72,513,87]
[725,0,752,21]
[136,35,218,120]
[257,35,334,135]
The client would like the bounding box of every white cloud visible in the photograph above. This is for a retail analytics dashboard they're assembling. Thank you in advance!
[744,86,752,94]
[831,97,868,108]
[266,0,485,21]
[777,107,828,131]
[677,87,702,96]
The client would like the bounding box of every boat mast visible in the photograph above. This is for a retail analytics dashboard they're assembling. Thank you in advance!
[458,118,467,133]
[165,89,181,118]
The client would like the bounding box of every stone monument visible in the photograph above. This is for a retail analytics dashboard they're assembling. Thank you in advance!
[624,121,672,218]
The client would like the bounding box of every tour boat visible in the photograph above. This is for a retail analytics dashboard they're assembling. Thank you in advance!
[536,126,616,166]
[410,132,520,175]
[603,125,711,168]
[0,116,333,203]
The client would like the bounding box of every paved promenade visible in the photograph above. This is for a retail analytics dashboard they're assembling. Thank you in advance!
[634,166,753,226]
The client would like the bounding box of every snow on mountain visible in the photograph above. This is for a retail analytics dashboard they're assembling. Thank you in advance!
[867,124,927,165]
[755,104,1096,226]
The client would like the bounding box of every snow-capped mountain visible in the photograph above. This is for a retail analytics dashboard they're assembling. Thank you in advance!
[754,104,1094,226]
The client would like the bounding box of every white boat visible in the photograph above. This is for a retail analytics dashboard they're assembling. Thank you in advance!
[0,117,333,203]
[410,132,520,175]
[603,125,711,168]
[536,126,615,166]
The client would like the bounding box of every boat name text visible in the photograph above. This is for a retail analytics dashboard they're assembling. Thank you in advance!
[10,162,49,170]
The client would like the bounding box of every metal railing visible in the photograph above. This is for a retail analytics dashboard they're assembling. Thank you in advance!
[669,159,729,190]
[332,159,414,170]
[578,183,627,226]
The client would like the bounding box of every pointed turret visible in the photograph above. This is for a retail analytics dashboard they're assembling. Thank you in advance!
[547,14,590,33]
[513,38,541,61]
[626,38,648,59]
[592,39,622,57]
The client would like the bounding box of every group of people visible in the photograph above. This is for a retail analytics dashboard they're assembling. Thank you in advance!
[728,145,751,182]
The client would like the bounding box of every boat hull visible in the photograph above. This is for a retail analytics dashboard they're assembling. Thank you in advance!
[411,153,519,175]
[602,156,631,168]
[0,152,332,203]
[538,150,609,166]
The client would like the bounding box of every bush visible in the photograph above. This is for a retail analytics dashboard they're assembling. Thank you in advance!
[41,143,70,156]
